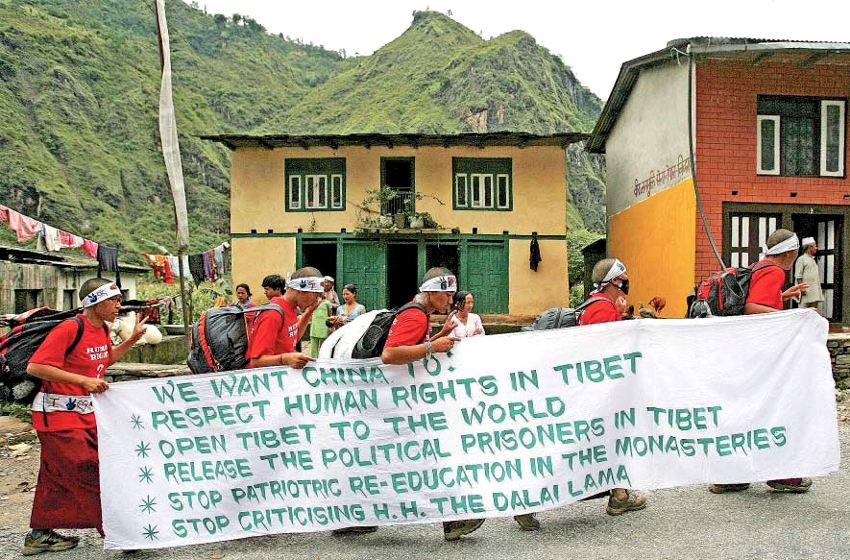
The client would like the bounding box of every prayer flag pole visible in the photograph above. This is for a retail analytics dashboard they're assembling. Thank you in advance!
[154,0,192,346]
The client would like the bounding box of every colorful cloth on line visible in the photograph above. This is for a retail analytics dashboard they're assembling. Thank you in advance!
[188,253,206,284]
[0,205,42,242]
[143,253,174,284]
[42,224,85,252]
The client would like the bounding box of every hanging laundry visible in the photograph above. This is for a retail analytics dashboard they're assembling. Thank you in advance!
[207,249,218,282]
[214,243,226,276]
[529,232,542,272]
[57,229,84,250]
[2,206,42,242]
[188,253,205,285]
[166,255,190,278]
[143,253,174,284]
[81,239,99,259]
[41,224,62,252]
[96,244,122,288]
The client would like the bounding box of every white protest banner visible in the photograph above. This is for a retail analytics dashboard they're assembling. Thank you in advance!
[95,309,839,549]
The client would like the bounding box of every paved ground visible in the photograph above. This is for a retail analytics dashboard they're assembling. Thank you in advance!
[0,423,847,560]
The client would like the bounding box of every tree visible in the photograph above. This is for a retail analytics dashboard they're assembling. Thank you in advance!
[213,13,226,28]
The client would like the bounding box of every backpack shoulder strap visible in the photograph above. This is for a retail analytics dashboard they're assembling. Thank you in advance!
[396,302,427,316]
[750,261,781,273]
[64,316,85,358]
[576,296,613,312]
[251,303,285,318]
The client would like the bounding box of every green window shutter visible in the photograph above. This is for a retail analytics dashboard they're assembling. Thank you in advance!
[284,158,346,211]
[452,158,512,211]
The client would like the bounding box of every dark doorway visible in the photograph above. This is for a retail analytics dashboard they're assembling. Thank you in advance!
[426,243,459,278]
[792,214,843,321]
[381,157,415,215]
[301,243,337,281]
[387,243,418,308]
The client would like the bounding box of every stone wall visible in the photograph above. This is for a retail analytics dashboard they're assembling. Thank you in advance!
[828,334,850,389]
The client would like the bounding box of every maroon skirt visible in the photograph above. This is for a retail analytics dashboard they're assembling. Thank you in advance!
[30,428,103,533]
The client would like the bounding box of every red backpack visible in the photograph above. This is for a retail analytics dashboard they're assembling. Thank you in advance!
[689,261,779,318]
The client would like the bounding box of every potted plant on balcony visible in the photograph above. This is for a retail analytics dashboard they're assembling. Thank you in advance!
[356,186,400,231]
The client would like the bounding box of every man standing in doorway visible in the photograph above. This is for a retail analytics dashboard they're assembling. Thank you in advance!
[795,237,824,315]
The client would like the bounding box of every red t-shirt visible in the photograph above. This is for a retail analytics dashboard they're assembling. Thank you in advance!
[245,296,299,362]
[746,260,785,311]
[29,315,111,432]
[579,293,621,325]
[384,305,430,348]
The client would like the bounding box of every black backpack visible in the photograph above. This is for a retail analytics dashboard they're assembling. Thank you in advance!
[526,297,610,331]
[187,304,283,374]
[689,261,779,318]
[0,308,101,404]
[351,303,427,359]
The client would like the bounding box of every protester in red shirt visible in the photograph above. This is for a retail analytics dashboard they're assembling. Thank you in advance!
[710,229,812,495]
[580,258,648,516]
[24,278,146,555]
[245,267,322,369]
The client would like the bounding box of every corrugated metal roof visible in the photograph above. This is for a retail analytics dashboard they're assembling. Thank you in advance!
[0,245,147,271]
[587,37,850,153]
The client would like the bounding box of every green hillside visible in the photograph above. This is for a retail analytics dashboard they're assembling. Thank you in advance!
[0,2,605,260]
[0,0,346,254]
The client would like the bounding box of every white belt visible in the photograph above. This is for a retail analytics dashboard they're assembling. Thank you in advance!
[32,392,94,415]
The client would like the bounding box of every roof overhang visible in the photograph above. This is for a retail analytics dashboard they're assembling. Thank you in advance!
[587,38,850,154]
[201,131,589,151]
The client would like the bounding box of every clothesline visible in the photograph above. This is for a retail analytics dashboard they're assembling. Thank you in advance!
[143,242,229,285]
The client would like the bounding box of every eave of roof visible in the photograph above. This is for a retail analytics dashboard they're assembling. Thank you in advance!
[0,245,147,271]
[587,37,850,154]
[201,131,589,151]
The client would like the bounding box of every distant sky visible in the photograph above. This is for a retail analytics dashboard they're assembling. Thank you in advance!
[187,0,847,99]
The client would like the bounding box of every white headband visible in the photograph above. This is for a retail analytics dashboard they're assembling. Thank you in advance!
[764,234,799,256]
[286,276,325,292]
[419,275,458,292]
[83,283,122,308]
[594,259,627,288]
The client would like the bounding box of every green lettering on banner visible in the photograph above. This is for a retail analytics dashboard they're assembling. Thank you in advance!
[400,500,423,519]
[230,479,341,505]
[460,418,605,455]
[552,352,643,385]
[389,459,523,494]
[560,445,608,470]
[492,486,559,511]
[321,438,450,468]
[348,475,382,497]
[209,371,287,398]
[172,516,230,538]
[258,450,314,471]
[329,420,371,441]
[772,426,787,446]
[163,458,253,483]
[283,390,378,417]
[151,379,200,404]
[646,406,722,430]
[509,370,539,392]
[150,401,271,432]
[614,408,636,429]
[383,412,448,435]
[372,503,390,520]
[528,456,554,477]
[234,425,316,450]
[564,465,630,498]
[301,366,387,388]
[158,435,227,458]
[168,490,223,511]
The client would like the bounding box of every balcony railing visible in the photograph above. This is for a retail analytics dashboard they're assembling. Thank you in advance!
[381,190,415,216]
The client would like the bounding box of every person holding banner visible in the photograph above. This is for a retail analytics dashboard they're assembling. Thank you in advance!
[580,258,648,516]
[245,267,323,370]
[710,229,812,495]
[378,268,540,538]
[23,278,147,556]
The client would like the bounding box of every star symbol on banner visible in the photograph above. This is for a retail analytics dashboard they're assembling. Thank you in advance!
[139,495,157,514]
[138,466,154,484]
[142,524,159,541]
[135,441,151,458]
[130,414,144,430]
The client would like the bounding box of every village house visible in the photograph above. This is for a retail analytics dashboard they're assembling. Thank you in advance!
[0,245,145,315]
[204,132,586,315]
[587,37,850,320]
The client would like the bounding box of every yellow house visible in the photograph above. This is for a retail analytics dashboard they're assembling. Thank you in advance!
[204,132,586,316]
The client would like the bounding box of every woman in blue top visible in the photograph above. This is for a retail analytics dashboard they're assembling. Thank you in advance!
[328,284,366,331]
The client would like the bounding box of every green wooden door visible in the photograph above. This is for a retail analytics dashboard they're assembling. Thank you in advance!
[341,241,387,311]
[463,241,508,313]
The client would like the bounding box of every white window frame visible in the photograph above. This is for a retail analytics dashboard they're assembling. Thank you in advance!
[756,115,780,175]
[288,175,302,209]
[496,174,510,209]
[455,174,468,208]
[304,174,328,209]
[820,100,845,177]
[470,174,484,208]
[331,174,344,209]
